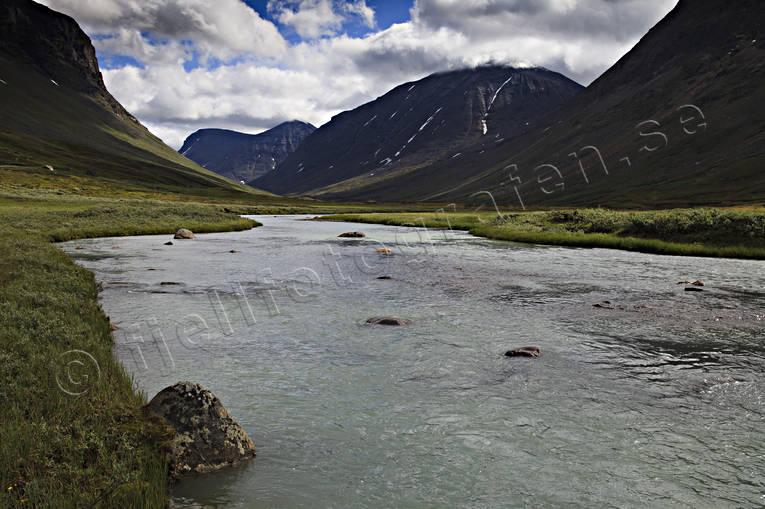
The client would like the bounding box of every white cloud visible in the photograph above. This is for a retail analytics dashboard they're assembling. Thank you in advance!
[37,0,287,59]
[268,0,344,39]
[39,0,677,149]
[267,0,376,39]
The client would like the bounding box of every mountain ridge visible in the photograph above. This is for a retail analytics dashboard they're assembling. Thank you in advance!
[179,121,316,183]
[0,0,258,196]
[253,65,583,195]
[298,0,765,207]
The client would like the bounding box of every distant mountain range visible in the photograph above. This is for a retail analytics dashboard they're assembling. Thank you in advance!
[179,121,315,184]
[253,66,583,196]
[253,0,765,208]
[0,0,257,196]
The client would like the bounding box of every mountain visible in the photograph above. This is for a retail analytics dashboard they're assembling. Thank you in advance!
[0,0,259,197]
[297,0,765,207]
[252,66,583,195]
[179,121,316,183]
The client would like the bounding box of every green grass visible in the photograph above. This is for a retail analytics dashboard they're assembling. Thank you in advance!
[319,208,765,260]
[0,193,262,508]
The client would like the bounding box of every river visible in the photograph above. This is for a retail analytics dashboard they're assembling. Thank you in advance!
[63,215,765,508]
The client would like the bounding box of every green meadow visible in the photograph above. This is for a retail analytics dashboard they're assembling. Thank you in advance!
[319,207,765,260]
[0,191,263,507]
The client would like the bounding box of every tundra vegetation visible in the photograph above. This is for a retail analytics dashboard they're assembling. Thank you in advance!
[319,207,765,260]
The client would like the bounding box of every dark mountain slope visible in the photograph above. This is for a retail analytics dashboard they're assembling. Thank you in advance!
[253,66,582,195]
[179,121,315,183]
[329,0,765,207]
[0,0,260,196]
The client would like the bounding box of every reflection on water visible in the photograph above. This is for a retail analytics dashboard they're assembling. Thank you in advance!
[63,215,765,508]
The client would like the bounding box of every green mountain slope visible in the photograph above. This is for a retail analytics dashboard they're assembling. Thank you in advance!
[0,0,264,198]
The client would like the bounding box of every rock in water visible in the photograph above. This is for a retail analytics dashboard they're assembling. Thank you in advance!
[339,232,365,238]
[174,228,196,239]
[504,346,540,358]
[684,287,704,292]
[144,381,255,480]
[366,317,411,326]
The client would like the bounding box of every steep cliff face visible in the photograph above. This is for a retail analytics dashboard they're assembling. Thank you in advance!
[0,0,256,195]
[0,0,134,123]
[253,66,582,195]
[179,121,316,183]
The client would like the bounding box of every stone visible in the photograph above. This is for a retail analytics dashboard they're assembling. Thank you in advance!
[376,248,392,254]
[365,317,411,326]
[160,282,181,286]
[376,276,392,280]
[144,381,255,480]
[75,246,84,250]
[109,324,119,331]
[691,280,704,286]
[504,346,540,358]
[230,249,240,253]
[684,287,704,292]
[164,241,174,246]
[338,232,365,238]
[174,229,196,240]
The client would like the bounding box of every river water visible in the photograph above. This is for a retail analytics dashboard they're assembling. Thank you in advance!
[63,215,764,508]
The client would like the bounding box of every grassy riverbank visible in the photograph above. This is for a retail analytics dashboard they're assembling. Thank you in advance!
[319,208,765,259]
[0,193,261,508]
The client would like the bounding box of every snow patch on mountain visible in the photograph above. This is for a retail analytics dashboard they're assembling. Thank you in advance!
[362,115,377,127]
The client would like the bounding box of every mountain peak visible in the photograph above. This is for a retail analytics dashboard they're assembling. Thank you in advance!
[179,121,316,183]
[254,65,582,196]
[0,0,135,123]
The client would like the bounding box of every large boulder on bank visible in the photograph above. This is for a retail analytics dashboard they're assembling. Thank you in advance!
[144,381,255,480]
[174,228,196,239]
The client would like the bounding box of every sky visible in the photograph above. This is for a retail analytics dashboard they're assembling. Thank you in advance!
[38,0,677,149]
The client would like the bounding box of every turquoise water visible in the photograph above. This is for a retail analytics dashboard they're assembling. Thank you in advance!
[64,215,765,508]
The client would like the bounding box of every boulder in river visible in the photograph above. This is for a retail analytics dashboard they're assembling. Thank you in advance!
[164,241,174,246]
[339,232,365,238]
[174,228,196,239]
[366,317,411,326]
[691,280,704,286]
[144,381,255,480]
[504,346,540,358]
[684,287,704,292]
[376,276,392,280]
[376,248,392,254]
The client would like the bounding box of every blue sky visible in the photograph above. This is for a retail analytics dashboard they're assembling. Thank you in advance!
[38,0,678,148]
[242,0,413,42]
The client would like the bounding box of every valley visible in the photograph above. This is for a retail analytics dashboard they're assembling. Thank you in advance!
[1,0,763,507]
